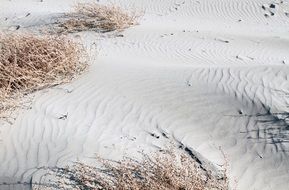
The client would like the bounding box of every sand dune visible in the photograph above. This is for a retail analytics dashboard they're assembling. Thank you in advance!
[0,0,289,189]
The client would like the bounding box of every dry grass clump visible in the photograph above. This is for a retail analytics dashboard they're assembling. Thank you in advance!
[0,33,87,118]
[56,3,138,33]
[42,150,228,190]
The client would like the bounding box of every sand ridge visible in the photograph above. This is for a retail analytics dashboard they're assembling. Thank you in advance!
[0,0,289,189]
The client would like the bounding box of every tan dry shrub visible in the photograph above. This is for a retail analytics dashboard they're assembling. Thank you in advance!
[43,150,228,190]
[56,3,138,33]
[0,33,87,118]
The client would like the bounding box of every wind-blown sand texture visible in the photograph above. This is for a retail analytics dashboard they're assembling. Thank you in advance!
[0,0,289,189]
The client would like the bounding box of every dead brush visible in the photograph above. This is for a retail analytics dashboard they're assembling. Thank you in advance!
[55,3,139,33]
[41,150,228,190]
[0,33,87,119]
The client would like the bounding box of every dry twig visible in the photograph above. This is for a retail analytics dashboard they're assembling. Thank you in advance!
[55,3,139,34]
[0,33,87,119]
[40,150,228,190]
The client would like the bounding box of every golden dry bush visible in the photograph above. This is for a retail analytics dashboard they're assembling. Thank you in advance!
[0,33,87,119]
[56,3,139,33]
[43,150,228,190]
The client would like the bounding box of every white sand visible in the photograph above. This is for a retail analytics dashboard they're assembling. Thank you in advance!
[1,0,289,189]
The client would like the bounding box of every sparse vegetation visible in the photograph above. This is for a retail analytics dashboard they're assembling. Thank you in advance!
[0,3,138,120]
[0,33,87,119]
[55,3,139,34]
[38,150,228,190]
